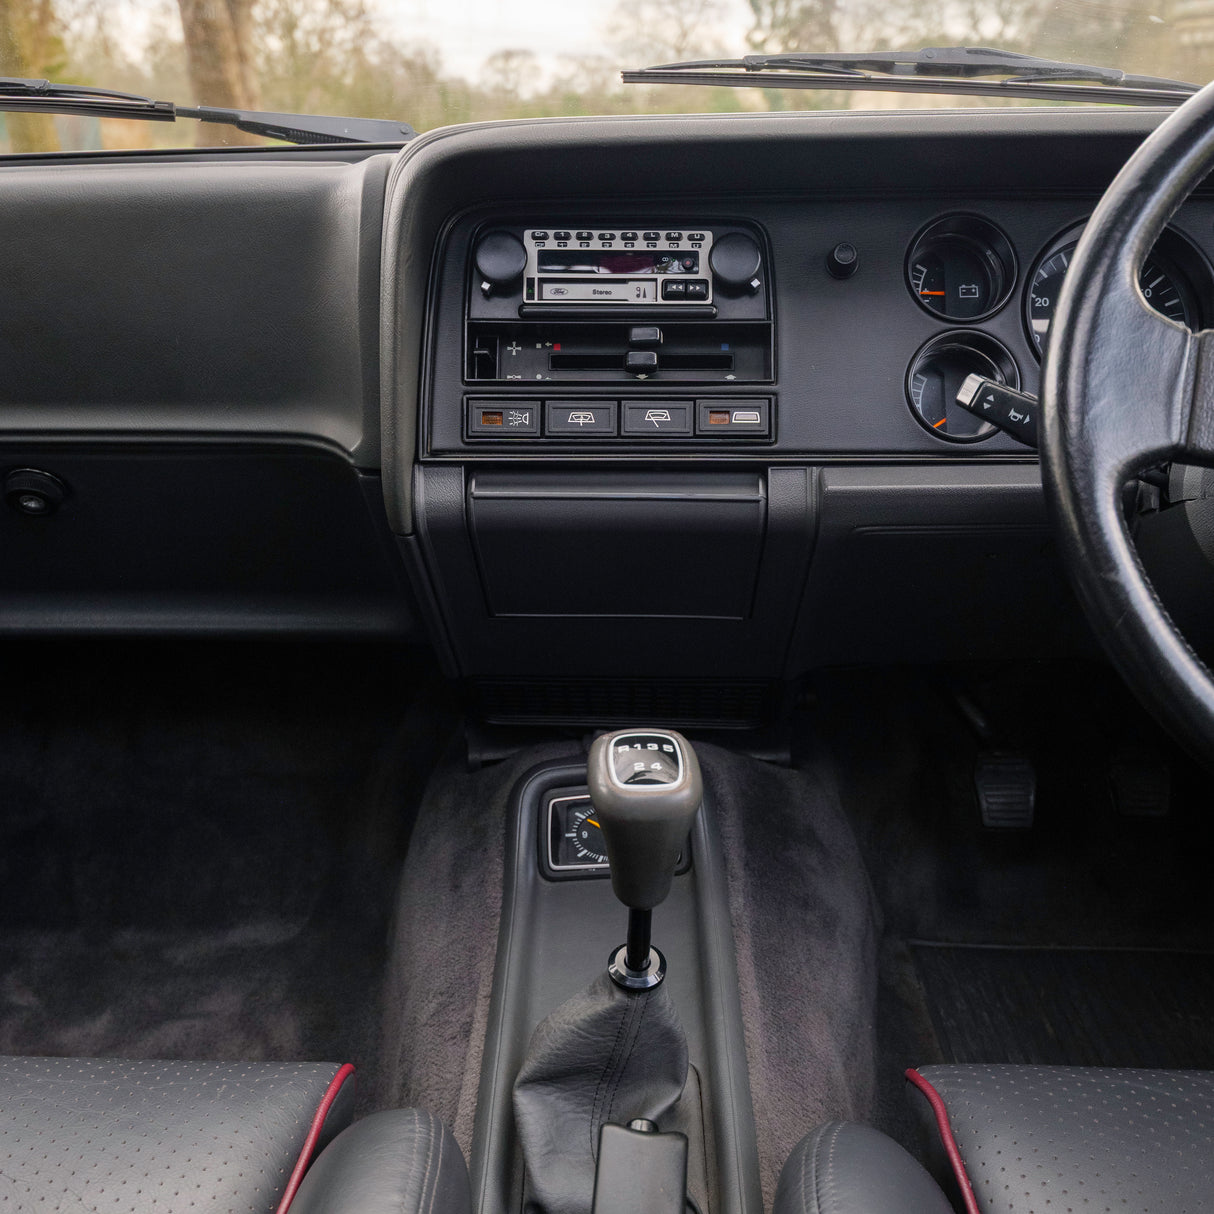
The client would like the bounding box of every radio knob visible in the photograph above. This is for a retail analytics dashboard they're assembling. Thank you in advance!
[474,230,527,293]
[709,233,762,292]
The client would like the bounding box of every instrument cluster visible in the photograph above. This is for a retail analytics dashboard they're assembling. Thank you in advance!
[901,212,1211,443]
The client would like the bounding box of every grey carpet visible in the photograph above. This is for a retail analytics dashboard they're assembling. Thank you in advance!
[703,743,880,1208]
[378,740,586,1148]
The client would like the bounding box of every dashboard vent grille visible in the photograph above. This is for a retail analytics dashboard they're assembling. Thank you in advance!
[472,678,774,728]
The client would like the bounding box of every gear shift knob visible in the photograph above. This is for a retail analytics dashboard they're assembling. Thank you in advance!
[588,729,702,912]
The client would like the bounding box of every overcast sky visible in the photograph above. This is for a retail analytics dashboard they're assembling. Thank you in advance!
[385,0,755,77]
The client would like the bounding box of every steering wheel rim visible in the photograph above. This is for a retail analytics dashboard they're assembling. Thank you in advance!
[1042,81,1214,761]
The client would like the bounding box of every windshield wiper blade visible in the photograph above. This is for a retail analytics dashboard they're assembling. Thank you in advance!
[173,105,415,144]
[622,46,1200,107]
[0,78,415,145]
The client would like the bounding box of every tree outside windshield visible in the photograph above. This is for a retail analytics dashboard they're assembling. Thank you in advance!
[1,0,1212,153]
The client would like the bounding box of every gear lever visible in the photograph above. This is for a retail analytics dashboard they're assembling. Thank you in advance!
[588,729,702,990]
[513,728,701,1214]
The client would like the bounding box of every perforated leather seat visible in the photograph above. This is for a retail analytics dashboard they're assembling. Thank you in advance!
[0,1055,471,1214]
[773,1065,1214,1214]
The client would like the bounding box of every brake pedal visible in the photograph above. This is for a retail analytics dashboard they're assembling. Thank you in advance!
[974,753,1036,829]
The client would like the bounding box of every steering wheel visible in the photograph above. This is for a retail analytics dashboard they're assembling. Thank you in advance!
[1042,82,1214,761]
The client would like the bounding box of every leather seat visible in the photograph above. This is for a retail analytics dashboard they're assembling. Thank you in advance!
[0,1055,470,1214]
[773,1065,1214,1214]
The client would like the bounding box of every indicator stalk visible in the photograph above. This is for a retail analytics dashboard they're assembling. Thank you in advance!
[956,374,1039,448]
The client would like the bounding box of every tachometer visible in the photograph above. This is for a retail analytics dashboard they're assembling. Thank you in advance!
[1025,226,1201,357]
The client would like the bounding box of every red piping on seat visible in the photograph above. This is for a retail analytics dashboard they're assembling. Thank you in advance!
[905,1068,981,1214]
[276,1062,356,1214]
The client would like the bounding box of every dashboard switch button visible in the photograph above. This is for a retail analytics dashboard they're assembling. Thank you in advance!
[695,398,771,437]
[622,402,693,436]
[468,398,540,437]
[546,400,618,435]
[628,326,663,346]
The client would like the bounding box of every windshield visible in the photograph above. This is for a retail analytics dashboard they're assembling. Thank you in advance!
[0,0,1209,153]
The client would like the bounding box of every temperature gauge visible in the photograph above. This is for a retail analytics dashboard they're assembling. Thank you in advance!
[906,332,1019,442]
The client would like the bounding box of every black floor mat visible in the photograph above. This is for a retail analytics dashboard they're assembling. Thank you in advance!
[912,941,1214,1069]
[0,639,453,1113]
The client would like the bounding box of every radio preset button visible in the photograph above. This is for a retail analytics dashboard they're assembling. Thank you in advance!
[623,402,693,436]
[530,230,549,240]
[576,230,593,240]
[621,231,638,241]
[688,232,706,241]
[554,231,571,240]
[545,400,618,435]
[665,232,683,241]
[643,231,661,241]
[598,232,616,241]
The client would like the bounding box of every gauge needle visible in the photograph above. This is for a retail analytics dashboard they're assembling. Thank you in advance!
[932,417,948,428]
[586,818,601,828]
[919,290,946,295]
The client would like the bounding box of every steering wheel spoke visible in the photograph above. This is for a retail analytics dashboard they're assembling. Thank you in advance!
[1064,263,1201,477]
[1181,327,1214,464]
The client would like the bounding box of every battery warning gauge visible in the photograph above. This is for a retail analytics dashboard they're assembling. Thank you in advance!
[906,215,1016,321]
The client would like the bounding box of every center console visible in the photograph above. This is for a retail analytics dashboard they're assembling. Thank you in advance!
[470,748,762,1214]
[412,209,811,726]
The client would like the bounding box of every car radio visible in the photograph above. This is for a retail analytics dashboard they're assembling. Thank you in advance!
[470,223,766,314]
[522,228,716,305]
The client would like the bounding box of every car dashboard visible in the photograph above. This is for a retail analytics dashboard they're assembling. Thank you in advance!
[1,106,1207,723]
